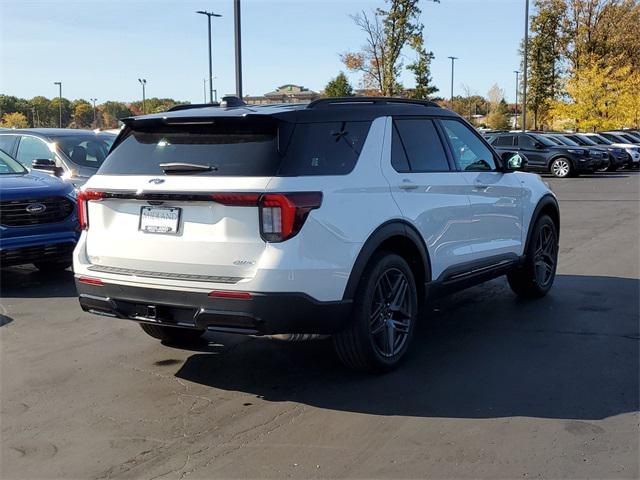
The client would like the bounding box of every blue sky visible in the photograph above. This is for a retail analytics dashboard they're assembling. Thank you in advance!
[0,0,526,103]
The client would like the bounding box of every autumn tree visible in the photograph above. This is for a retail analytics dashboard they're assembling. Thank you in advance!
[71,100,94,128]
[324,72,354,97]
[486,84,510,130]
[342,0,439,96]
[0,112,29,128]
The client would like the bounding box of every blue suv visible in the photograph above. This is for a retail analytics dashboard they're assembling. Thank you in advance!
[0,149,78,271]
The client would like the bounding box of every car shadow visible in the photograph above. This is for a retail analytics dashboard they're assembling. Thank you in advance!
[0,265,77,299]
[176,274,639,421]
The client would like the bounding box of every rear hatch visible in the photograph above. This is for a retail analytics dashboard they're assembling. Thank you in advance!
[82,117,282,283]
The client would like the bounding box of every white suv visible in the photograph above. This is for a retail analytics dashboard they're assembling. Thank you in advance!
[74,97,560,371]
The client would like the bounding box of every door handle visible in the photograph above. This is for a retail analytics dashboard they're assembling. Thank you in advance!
[473,182,489,192]
[399,179,419,190]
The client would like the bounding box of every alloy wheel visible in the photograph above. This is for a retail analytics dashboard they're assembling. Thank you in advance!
[369,268,413,358]
[552,159,570,177]
[533,224,557,287]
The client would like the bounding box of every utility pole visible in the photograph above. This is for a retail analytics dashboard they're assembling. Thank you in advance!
[234,0,243,99]
[196,10,222,104]
[513,71,520,129]
[54,82,62,127]
[138,78,147,114]
[522,0,529,131]
[90,98,98,127]
[447,57,458,101]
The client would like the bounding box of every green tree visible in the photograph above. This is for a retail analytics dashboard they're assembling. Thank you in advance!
[524,0,566,129]
[407,35,438,99]
[342,0,439,95]
[0,112,29,128]
[324,72,354,97]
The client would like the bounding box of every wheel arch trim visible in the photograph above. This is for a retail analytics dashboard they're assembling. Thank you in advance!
[342,220,432,301]
[524,194,560,253]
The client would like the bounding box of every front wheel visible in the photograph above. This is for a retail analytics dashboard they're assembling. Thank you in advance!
[333,252,418,372]
[550,157,572,178]
[508,215,558,298]
[139,323,205,344]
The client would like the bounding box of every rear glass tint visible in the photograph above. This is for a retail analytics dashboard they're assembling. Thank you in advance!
[99,119,371,177]
[278,121,371,176]
[99,119,281,176]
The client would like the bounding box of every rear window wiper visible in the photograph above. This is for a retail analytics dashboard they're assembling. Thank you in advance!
[159,162,217,174]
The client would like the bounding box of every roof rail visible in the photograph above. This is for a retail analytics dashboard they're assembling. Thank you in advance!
[167,102,219,112]
[307,96,441,109]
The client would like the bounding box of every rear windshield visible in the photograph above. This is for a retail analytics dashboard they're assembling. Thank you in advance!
[98,118,371,177]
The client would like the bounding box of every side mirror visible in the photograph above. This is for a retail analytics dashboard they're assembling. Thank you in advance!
[501,152,528,171]
[32,158,62,176]
[534,141,545,149]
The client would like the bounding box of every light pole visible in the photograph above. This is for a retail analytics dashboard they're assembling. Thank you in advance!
[196,10,222,104]
[90,98,98,127]
[234,0,243,99]
[138,78,147,114]
[447,56,458,101]
[522,0,530,131]
[513,71,520,129]
[54,82,62,127]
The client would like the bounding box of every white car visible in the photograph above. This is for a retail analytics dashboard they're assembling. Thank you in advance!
[73,97,560,371]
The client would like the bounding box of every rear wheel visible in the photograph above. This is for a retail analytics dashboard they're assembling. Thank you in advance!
[333,252,418,372]
[550,157,572,178]
[33,260,72,272]
[508,215,558,298]
[139,323,205,344]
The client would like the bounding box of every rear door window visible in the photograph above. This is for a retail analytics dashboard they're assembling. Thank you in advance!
[493,135,515,147]
[393,119,450,172]
[278,121,371,176]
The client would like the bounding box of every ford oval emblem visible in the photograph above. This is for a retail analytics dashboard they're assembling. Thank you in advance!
[149,178,165,185]
[26,203,47,215]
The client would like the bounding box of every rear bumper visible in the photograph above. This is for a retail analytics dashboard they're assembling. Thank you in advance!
[76,280,353,335]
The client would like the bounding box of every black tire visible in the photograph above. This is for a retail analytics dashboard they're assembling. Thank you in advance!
[550,157,573,178]
[139,323,205,344]
[33,260,72,272]
[332,252,418,372]
[508,215,558,298]
[606,162,618,172]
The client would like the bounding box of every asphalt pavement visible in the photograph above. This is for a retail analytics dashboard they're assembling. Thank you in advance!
[1,171,638,479]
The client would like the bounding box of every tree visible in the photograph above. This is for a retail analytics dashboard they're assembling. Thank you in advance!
[341,0,439,95]
[324,72,354,97]
[525,0,566,129]
[0,112,29,128]
[71,100,94,128]
[407,35,438,100]
[100,101,132,129]
[486,84,510,130]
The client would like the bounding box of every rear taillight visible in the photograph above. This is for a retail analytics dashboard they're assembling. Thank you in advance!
[259,193,322,242]
[210,192,322,243]
[77,190,104,230]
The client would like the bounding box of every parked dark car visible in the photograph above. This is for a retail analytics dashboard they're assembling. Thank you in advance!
[488,132,607,177]
[0,148,79,271]
[599,131,640,146]
[0,129,116,187]
[563,133,629,171]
